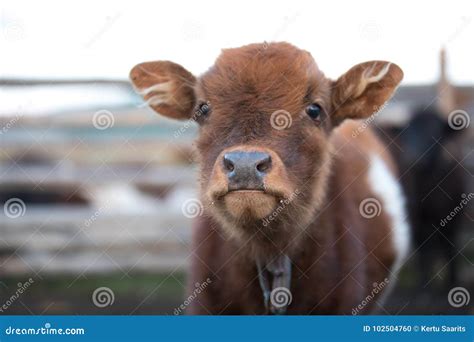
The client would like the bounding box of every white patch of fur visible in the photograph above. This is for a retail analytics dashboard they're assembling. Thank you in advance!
[144,94,171,107]
[367,154,410,273]
[366,154,410,313]
[354,63,392,98]
[137,81,173,96]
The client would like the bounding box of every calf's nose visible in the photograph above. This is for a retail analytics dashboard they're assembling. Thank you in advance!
[223,151,272,191]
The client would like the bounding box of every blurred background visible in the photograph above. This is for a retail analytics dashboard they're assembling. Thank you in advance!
[0,0,473,315]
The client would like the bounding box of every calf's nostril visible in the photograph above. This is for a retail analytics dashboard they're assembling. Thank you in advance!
[256,155,272,173]
[223,155,235,172]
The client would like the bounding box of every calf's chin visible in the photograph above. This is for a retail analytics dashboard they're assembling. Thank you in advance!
[223,191,277,220]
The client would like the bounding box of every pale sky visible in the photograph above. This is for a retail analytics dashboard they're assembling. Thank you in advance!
[1,0,473,84]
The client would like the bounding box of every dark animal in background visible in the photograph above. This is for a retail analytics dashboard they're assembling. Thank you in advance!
[381,107,466,289]
[130,42,409,314]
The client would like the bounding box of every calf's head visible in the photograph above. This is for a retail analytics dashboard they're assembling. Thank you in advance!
[130,42,403,244]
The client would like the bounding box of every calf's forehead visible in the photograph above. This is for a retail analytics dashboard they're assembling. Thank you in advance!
[197,43,328,112]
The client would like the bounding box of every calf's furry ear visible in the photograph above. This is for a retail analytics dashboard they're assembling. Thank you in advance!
[129,61,197,120]
[331,61,403,126]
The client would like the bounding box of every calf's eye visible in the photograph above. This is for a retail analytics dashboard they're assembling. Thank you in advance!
[305,103,322,120]
[196,102,211,117]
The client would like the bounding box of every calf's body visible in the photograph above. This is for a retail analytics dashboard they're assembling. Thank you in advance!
[189,121,409,314]
[130,42,409,314]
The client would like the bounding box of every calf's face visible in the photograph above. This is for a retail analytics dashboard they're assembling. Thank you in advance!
[130,42,403,241]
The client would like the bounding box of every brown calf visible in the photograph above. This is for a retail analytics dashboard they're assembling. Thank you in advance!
[130,42,409,314]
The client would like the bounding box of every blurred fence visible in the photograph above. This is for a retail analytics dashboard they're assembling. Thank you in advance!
[0,92,199,279]
[0,81,473,314]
